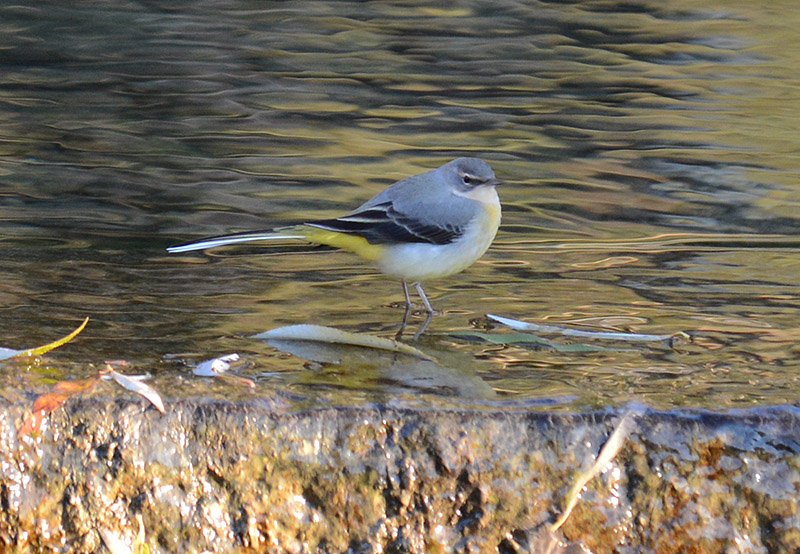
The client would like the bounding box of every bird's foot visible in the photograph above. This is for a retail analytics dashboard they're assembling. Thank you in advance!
[395,302,435,341]
[394,281,437,341]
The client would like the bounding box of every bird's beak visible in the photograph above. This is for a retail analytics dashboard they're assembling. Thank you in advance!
[486,178,503,187]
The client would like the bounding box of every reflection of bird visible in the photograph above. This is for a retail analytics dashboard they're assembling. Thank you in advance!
[168,157,502,338]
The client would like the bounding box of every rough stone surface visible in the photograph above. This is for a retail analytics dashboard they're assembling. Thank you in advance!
[1,398,799,553]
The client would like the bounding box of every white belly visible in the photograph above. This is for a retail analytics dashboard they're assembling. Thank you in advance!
[376,201,500,282]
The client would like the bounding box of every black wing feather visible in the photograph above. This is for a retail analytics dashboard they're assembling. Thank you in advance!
[307,201,462,245]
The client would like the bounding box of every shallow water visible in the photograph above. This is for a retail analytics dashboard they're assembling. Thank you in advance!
[2,0,800,411]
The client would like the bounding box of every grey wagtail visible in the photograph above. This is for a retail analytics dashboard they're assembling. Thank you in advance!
[168,157,502,338]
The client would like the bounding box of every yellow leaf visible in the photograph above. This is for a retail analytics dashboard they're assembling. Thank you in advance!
[255,324,433,360]
[13,317,89,358]
[133,514,150,554]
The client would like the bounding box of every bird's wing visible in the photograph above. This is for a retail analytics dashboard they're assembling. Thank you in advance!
[306,201,463,245]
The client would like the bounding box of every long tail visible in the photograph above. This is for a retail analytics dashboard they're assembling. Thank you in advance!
[167,227,307,253]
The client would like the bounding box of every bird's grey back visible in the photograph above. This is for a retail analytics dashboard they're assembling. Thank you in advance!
[355,158,493,229]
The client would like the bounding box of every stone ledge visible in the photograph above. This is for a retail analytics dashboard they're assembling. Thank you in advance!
[1,398,798,553]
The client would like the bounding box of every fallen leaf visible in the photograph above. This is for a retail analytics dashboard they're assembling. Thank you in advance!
[551,411,636,532]
[102,370,166,414]
[255,325,433,361]
[4,317,90,361]
[133,514,150,554]
[194,353,240,377]
[19,373,102,437]
[487,314,685,343]
[0,347,18,360]
[450,331,618,352]
[194,354,255,388]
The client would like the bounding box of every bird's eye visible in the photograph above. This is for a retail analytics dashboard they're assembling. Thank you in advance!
[462,174,473,185]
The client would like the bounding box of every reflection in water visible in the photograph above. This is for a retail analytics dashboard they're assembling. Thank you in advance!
[1,0,800,409]
[258,324,495,399]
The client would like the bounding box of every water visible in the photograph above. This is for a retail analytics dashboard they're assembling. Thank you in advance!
[2,0,800,411]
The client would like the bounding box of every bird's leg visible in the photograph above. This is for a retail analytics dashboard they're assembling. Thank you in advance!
[411,282,435,341]
[412,311,434,341]
[395,280,413,340]
[414,282,435,314]
[401,279,413,307]
[396,281,436,340]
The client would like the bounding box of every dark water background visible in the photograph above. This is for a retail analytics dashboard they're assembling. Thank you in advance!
[2,0,800,410]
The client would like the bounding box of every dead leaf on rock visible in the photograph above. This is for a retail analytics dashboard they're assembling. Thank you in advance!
[102,369,166,414]
[194,353,255,388]
[19,372,102,437]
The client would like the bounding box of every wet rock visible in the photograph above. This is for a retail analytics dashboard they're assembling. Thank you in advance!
[1,398,799,553]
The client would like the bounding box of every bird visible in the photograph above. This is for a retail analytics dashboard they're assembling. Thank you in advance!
[168,157,502,338]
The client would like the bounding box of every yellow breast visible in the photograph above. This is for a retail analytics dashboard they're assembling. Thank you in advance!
[297,186,501,282]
